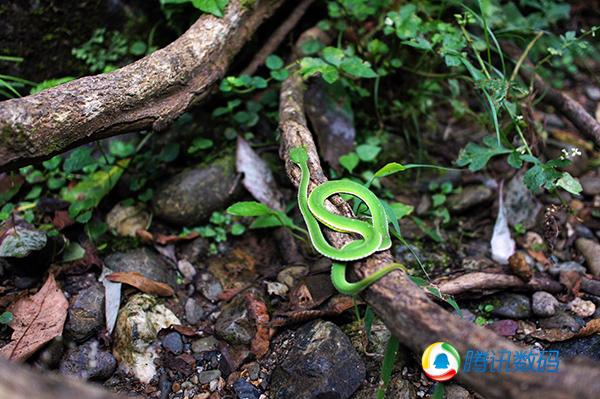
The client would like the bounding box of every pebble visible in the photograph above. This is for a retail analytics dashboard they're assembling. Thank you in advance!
[214,294,256,345]
[548,261,586,276]
[233,379,261,399]
[539,311,584,332]
[192,336,220,353]
[576,238,600,276]
[178,259,197,282]
[198,370,222,385]
[104,247,177,286]
[196,272,223,302]
[532,291,559,317]
[585,86,600,101]
[581,173,600,196]
[447,185,492,212]
[59,340,117,380]
[269,320,365,399]
[64,282,105,342]
[177,237,211,263]
[162,331,184,354]
[568,297,596,318]
[445,384,471,399]
[277,266,309,288]
[185,297,214,325]
[490,293,531,319]
[504,173,542,229]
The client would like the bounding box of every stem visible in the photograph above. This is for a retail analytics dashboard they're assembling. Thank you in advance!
[510,31,544,82]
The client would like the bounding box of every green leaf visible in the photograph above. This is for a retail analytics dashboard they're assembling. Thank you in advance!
[42,156,62,171]
[230,223,246,236]
[375,336,399,399]
[356,144,381,162]
[412,216,443,243]
[322,47,344,67]
[129,41,147,56]
[270,69,289,81]
[0,311,13,325]
[30,77,75,95]
[0,227,47,258]
[556,172,582,195]
[265,54,284,70]
[188,137,214,154]
[64,147,95,173]
[25,185,42,200]
[301,39,323,55]
[85,220,108,241]
[158,142,180,162]
[456,137,511,171]
[299,57,339,83]
[373,162,406,178]
[191,0,228,17]
[227,201,272,217]
[340,56,377,78]
[61,242,86,262]
[109,141,136,158]
[389,202,414,219]
[386,5,421,39]
[339,152,359,173]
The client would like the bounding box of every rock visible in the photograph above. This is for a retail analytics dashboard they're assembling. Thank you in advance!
[233,379,261,399]
[35,337,64,368]
[539,311,583,332]
[104,247,177,286]
[192,336,220,353]
[177,237,211,263]
[270,320,365,399]
[162,331,183,354]
[64,282,105,342]
[567,297,596,317]
[550,335,600,362]
[581,278,600,296]
[585,86,600,101]
[445,384,471,399]
[576,238,600,276]
[112,293,181,383]
[196,272,223,302]
[106,202,151,237]
[214,294,255,345]
[461,256,494,271]
[488,319,519,336]
[385,375,417,399]
[198,370,221,384]
[490,293,531,319]
[532,291,559,317]
[580,173,600,196]
[508,252,533,281]
[504,173,542,229]
[153,155,242,226]
[185,297,214,325]
[59,340,117,380]
[448,185,493,212]
[548,261,586,276]
[277,266,309,288]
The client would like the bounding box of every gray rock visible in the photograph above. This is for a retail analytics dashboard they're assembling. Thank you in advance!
[153,155,242,226]
[445,384,471,399]
[580,173,600,196]
[64,283,105,342]
[196,272,223,302]
[386,375,417,399]
[233,379,261,399]
[585,86,600,101]
[59,340,117,381]
[505,173,542,229]
[550,335,600,362]
[104,247,177,287]
[548,261,586,276]
[448,185,493,212]
[539,311,584,332]
[490,293,531,319]
[532,291,559,317]
[185,297,214,324]
[162,331,183,354]
[567,297,596,318]
[576,238,600,276]
[192,336,220,353]
[581,278,600,296]
[177,237,210,263]
[198,369,221,384]
[270,320,365,399]
[214,294,256,345]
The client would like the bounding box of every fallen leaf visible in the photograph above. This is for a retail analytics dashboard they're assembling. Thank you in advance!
[0,274,68,360]
[236,136,284,210]
[155,232,199,245]
[576,319,600,337]
[531,328,576,342]
[0,227,47,258]
[61,241,86,263]
[99,266,121,335]
[491,181,515,265]
[106,271,174,297]
[245,292,270,358]
[52,210,75,230]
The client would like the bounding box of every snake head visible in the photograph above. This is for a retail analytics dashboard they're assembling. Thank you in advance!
[290,146,309,164]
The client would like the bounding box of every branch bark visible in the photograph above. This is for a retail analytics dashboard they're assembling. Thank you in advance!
[0,0,284,171]
[279,27,600,399]
[436,272,563,296]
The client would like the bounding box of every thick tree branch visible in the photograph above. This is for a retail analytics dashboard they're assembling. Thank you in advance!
[279,27,600,399]
[0,0,284,171]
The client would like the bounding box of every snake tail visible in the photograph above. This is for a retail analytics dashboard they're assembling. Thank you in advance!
[331,262,405,295]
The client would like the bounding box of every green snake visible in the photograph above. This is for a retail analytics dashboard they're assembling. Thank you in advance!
[290,146,402,295]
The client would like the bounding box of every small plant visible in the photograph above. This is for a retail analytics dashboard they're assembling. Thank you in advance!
[181,211,247,254]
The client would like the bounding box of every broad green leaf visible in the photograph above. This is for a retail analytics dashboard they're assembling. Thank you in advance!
[270,69,289,81]
[42,156,62,171]
[61,242,86,262]
[389,202,414,219]
[322,47,344,67]
[356,144,381,161]
[265,55,284,70]
[188,137,214,154]
[456,137,511,171]
[0,227,47,258]
[373,162,407,178]
[191,0,228,17]
[340,56,377,78]
[0,311,12,325]
[64,147,95,173]
[249,212,294,229]
[339,152,359,173]
[227,201,272,217]
[556,172,582,195]
[299,57,339,83]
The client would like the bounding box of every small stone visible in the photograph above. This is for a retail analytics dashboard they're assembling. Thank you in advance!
[488,319,519,336]
[490,293,531,319]
[548,261,586,277]
[576,238,600,276]
[178,259,197,282]
[445,384,471,399]
[385,375,417,399]
[64,283,105,342]
[106,202,151,237]
[185,297,214,325]
[550,335,600,362]
[233,379,261,399]
[177,237,211,263]
[196,272,223,302]
[162,331,183,354]
[198,370,221,385]
[265,281,288,297]
[532,291,559,317]
[581,278,600,296]
[448,185,493,213]
[568,297,596,318]
[104,247,177,286]
[581,173,600,196]
[585,86,600,101]
[277,266,309,288]
[508,252,533,281]
[269,320,365,399]
[504,173,542,229]
[59,340,117,380]
[192,336,220,353]
[539,311,584,332]
[172,382,181,393]
[215,294,256,345]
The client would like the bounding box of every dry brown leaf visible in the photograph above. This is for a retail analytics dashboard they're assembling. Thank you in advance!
[245,292,270,358]
[106,271,174,297]
[0,274,68,361]
[155,232,199,245]
[576,319,600,337]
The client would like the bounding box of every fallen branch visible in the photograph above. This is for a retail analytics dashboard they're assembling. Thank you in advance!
[279,27,600,399]
[436,272,563,296]
[505,44,600,148]
[0,0,284,171]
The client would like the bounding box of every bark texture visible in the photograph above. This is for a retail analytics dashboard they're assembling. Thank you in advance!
[0,0,284,171]
[279,27,600,399]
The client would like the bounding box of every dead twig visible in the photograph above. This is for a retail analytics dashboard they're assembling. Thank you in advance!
[435,272,562,296]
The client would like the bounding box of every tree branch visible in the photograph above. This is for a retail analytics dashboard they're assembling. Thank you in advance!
[0,0,284,171]
[279,27,600,399]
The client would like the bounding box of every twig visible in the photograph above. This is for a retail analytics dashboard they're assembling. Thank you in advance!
[278,26,600,399]
[435,272,562,296]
